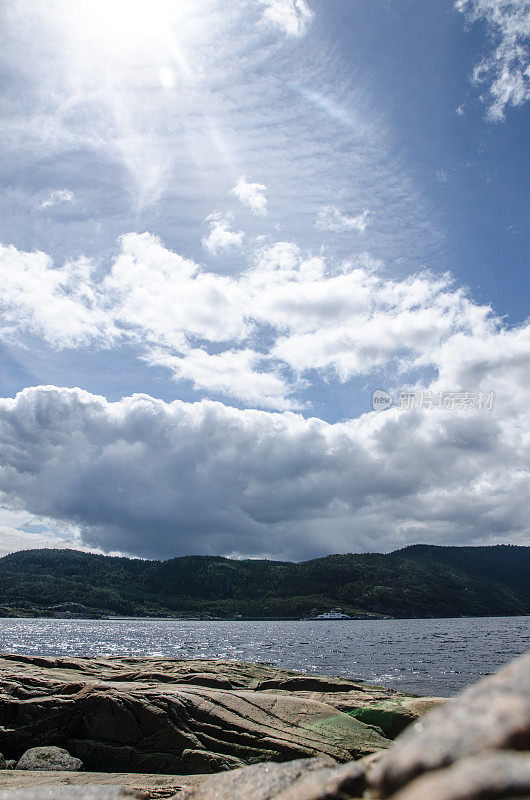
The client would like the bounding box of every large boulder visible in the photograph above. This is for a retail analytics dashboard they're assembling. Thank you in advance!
[390,751,530,800]
[16,747,83,772]
[0,655,402,774]
[369,650,530,796]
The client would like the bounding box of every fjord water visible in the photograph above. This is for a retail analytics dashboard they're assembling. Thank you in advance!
[0,616,528,696]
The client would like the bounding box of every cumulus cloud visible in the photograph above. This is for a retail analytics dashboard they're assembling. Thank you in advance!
[0,508,71,556]
[105,233,248,347]
[231,176,268,215]
[1,230,530,557]
[145,347,299,410]
[456,0,530,120]
[39,189,75,209]
[202,213,245,254]
[0,232,520,410]
[0,243,115,348]
[0,383,528,559]
[257,0,314,37]
[317,206,370,233]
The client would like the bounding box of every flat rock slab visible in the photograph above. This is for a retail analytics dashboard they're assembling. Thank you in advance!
[370,651,530,796]
[0,655,421,737]
[0,656,399,774]
[0,788,145,800]
[0,654,411,698]
[0,772,206,798]
[178,755,366,800]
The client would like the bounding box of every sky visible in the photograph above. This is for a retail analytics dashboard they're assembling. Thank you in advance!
[0,0,529,560]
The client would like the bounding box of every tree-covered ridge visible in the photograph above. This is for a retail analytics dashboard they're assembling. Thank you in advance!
[0,545,528,619]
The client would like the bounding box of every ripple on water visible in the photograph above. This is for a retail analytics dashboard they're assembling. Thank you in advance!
[0,616,528,695]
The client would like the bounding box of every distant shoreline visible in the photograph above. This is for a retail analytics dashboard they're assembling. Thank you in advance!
[1,544,528,620]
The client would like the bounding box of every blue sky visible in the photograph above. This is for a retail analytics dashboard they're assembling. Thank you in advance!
[0,0,529,559]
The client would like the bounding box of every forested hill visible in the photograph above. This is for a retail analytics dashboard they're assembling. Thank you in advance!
[0,544,528,619]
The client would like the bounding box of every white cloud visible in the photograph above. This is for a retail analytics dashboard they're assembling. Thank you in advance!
[0,384,528,560]
[0,508,71,556]
[146,347,299,410]
[0,233,522,411]
[257,0,314,37]
[316,206,370,233]
[231,176,268,215]
[0,0,439,279]
[39,189,75,209]
[436,170,448,183]
[1,232,530,557]
[0,243,115,348]
[202,213,245,254]
[106,232,248,346]
[456,0,530,120]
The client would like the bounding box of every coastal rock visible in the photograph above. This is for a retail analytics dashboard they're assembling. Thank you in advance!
[1,652,529,800]
[172,653,530,800]
[0,654,423,738]
[0,771,207,798]
[400,697,448,716]
[369,650,530,796]
[178,756,366,800]
[16,747,83,772]
[0,789,145,800]
[0,656,399,774]
[0,755,5,770]
[390,751,530,800]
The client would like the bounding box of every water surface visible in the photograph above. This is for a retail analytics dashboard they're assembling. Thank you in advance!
[0,616,528,696]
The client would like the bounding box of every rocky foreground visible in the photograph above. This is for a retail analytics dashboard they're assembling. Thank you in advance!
[0,655,429,772]
[0,651,528,799]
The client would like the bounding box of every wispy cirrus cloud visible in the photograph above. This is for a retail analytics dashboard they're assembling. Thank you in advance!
[39,189,75,209]
[0,0,439,277]
[316,206,370,233]
[456,0,530,120]
[257,0,314,37]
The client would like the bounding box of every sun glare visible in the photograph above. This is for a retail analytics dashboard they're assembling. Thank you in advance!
[78,0,175,40]
[62,0,196,70]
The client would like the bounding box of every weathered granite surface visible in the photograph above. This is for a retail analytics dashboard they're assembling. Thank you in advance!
[178,755,368,800]
[174,651,530,800]
[0,654,530,800]
[390,751,530,800]
[0,789,145,800]
[0,655,414,774]
[369,650,530,796]
[0,772,206,798]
